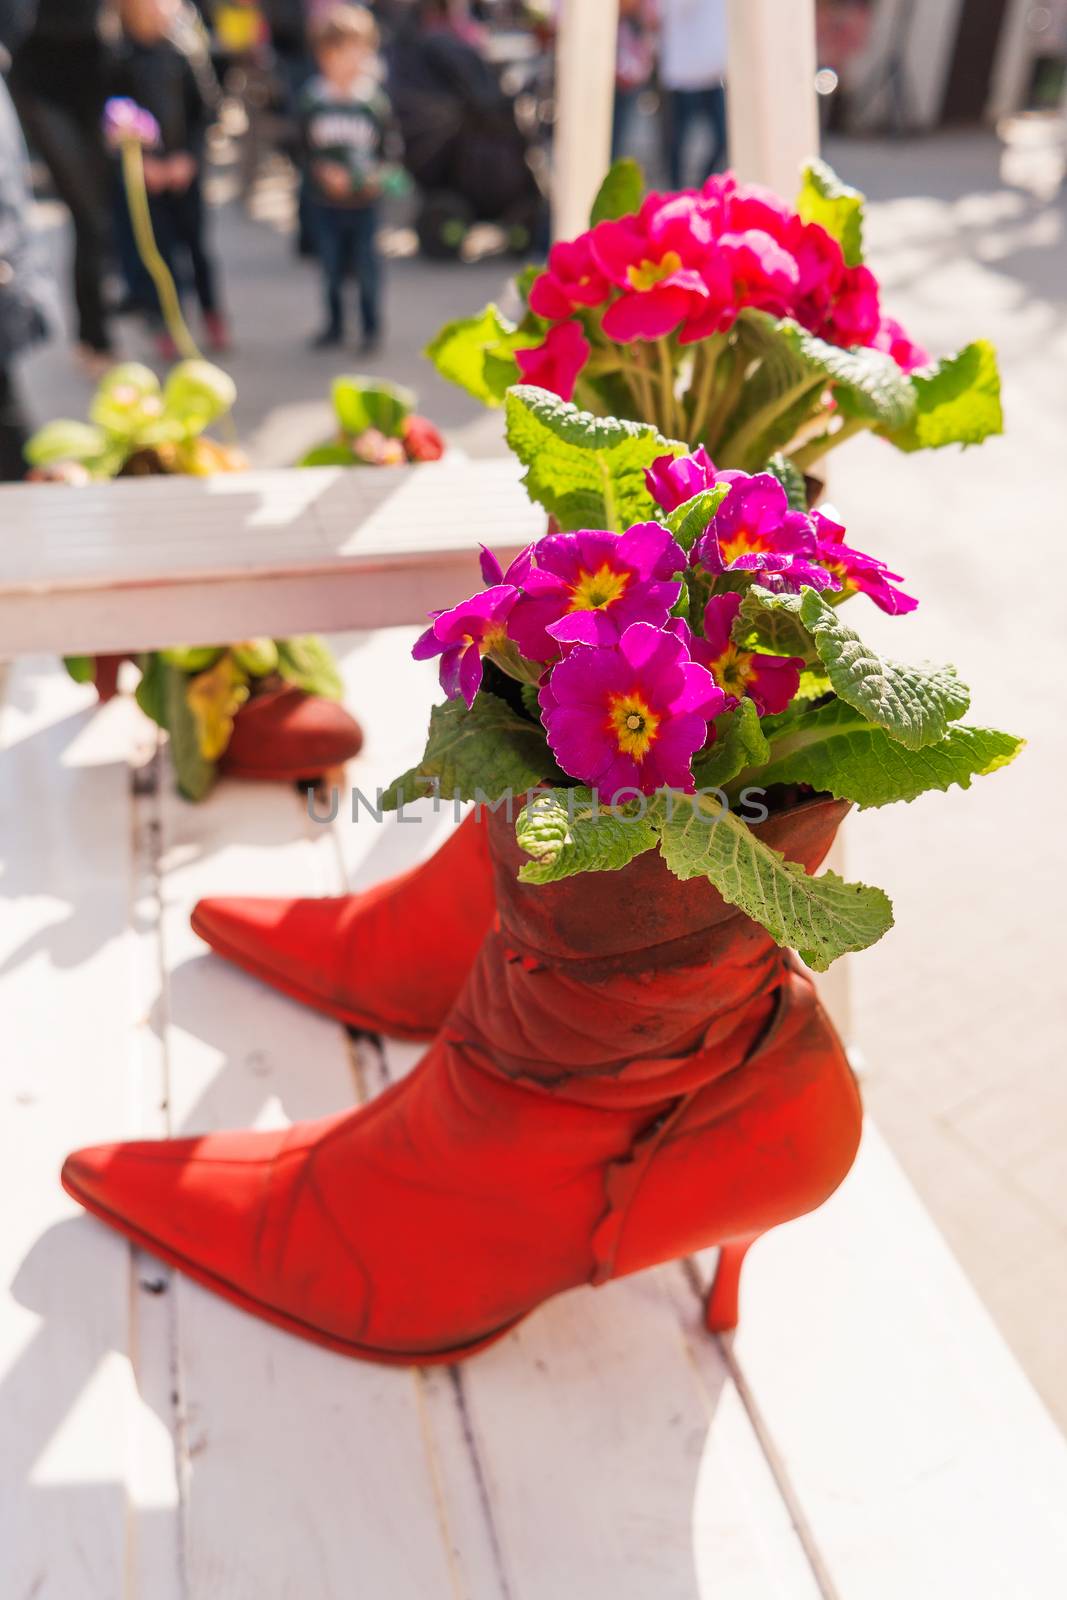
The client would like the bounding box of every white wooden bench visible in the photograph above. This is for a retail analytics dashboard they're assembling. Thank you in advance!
[0,460,540,655]
[4,637,1066,1599]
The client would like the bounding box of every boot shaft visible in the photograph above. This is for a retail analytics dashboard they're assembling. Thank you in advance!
[452,795,850,1087]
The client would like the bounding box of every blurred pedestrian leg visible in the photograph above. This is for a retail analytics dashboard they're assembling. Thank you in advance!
[667,83,727,187]
[612,0,657,160]
[310,199,380,348]
[8,0,112,358]
[660,0,728,187]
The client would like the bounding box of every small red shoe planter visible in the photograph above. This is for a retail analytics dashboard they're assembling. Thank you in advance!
[191,812,494,1039]
[218,686,363,783]
[63,797,861,1364]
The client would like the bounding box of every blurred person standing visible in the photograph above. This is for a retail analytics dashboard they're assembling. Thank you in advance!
[7,0,114,367]
[301,4,390,352]
[660,0,727,188]
[113,0,230,356]
[613,0,657,159]
[0,49,56,477]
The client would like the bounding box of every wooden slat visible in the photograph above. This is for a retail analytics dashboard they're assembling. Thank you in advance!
[147,748,482,1600]
[0,666,181,1598]
[0,460,541,656]
[693,1125,1067,1598]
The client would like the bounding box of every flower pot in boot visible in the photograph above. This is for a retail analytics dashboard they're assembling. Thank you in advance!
[191,810,494,1040]
[62,798,862,1364]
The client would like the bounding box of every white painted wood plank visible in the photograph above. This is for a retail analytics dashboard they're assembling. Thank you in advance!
[0,664,180,1599]
[149,715,492,1600]
[0,461,541,656]
[694,1123,1067,1599]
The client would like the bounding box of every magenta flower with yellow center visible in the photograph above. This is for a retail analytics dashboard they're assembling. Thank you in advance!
[539,622,726,799]
[692,472,837,592]
[412,585,518,709]
[812,509,918,615]
[507,522,686,662]
[688,595,802,716]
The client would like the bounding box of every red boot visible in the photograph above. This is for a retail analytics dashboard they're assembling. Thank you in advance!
[191,812,495,1040]
[62,799,862,1364]
[218,685,363,782]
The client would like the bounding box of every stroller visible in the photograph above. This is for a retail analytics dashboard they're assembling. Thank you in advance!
[386,15,546,259]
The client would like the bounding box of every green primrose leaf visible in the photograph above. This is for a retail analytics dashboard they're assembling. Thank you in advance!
[692,700,770,789]
[797,588,970,749]
[764,451,809,511]
[24,419,110,468]
[63,654,96,684]
[886,340,1003,452]
[758,698,1024,807]
[664,483,731,551]
[275,636,344,700]
[382,690,563,810]
[589,157,644,225]
[162,360,236,437]
[332,375,414,439]
[733,588,814,659]
[515,787,659,883]
[658,794,894,969]
[425,304,541,407]
[504,385,682,532]
[797,159,865,266]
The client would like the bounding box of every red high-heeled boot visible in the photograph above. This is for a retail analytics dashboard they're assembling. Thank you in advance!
[219,685,363,782]
[191,812,494,1040]
[62,798,862,1364]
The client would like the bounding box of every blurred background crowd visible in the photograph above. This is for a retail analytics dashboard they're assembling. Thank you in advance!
[1,0,1065,477]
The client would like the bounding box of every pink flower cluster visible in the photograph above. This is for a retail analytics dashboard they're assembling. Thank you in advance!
[412,457,917,800]
[517,174,928,401]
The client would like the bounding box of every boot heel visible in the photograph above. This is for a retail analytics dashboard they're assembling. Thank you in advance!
[704,1235,760,1333]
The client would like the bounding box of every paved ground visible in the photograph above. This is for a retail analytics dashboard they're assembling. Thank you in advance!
[16,130,1067,1430]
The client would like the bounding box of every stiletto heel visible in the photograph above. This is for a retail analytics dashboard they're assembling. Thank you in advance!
[705,1235,760,1333]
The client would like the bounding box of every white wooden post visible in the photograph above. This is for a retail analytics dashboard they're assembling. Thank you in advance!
[725,0,819,191]
[553,0,620,239]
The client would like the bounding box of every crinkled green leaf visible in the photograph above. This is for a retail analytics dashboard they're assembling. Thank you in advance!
[798,588,969,750]
[589,157,644,225]
[425,304,539,407]
[797,159,865,266]
[332,375,414,439]
[664,483,731,551]
[382,690,561,811]
[765,451,809,511]
[758,698,1024,807]
[692,700,770,789]
[658,795,893,969]
[886,339,1003,452]
[275,636,343,700]
[504,385,682,532]
[734,588,814,659]
[515,787,659,883]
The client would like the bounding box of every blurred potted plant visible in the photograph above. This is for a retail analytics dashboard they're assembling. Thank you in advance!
[24,360,362,800]
[299,374,445,468]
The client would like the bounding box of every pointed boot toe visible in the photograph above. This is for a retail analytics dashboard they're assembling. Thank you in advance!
[190,813,496,1041]
[219,687,363,782]
[190,895,353,1017]
[60,1118,375,1349]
